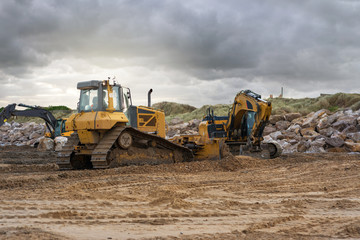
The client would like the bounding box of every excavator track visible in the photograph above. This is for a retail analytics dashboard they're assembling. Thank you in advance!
[56,133,80,170]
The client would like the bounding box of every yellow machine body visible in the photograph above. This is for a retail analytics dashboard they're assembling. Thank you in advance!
[170,90,278,160]
[224,90,272,146]
[59,80,167,162]
[133,105,166,138]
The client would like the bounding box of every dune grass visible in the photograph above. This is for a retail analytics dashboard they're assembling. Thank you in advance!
[154,92,360,121]
[270,93,360,115]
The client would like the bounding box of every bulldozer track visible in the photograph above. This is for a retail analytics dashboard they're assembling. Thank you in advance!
[91,126,194,169]
[91,127,125,169]
[56,126,194,170]
[56,133,79,170]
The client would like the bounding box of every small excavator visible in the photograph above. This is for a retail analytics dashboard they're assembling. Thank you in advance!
[170,90,282,159]
[0,103,70,139]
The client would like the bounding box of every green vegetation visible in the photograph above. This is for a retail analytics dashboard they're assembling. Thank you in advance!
[44,105,72,111]
[269,92,360,115]
[154,92,360,121]
[0,107,3,113]
[152,102,196,116]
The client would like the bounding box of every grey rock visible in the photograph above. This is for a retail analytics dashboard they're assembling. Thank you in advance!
[269,115,285,125]
[37,138,55,151]
[269,131,282,140]
[319,127,335,137]
[297,140,310,152]
[325,136,345,148]
[263,125,277,136]
[54,136,68,151]
[275,121,291,131]
[347,132,360,143]
[169,118,183,125]
[284,113,301,122]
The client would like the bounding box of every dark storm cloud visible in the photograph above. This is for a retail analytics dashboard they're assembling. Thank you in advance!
[1,0,360,95]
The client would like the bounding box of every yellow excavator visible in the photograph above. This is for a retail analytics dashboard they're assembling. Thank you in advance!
[170,90,282,159]
[57,79,193,170]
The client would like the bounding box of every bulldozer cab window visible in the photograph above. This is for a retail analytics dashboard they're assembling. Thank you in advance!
[112,86,121,111]
[79,89,99,112]
[121,88,132,112]
[102,90,108,109]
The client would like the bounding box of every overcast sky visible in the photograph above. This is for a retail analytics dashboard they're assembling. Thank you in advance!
[1,0,360,108]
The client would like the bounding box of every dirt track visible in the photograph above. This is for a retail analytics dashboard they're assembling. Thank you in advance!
[1,146,360,239]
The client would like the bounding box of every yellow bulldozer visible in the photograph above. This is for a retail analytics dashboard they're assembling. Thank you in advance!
[170,90,282,160]
[57,79,193,170]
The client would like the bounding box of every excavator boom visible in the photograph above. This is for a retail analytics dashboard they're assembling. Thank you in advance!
[0,103,69,139]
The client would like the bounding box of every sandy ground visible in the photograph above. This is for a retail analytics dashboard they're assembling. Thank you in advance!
[0,146,360,239]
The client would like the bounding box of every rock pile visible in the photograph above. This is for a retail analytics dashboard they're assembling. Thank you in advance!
[166,118,201,138]
[0,122,46,147]
[263,109,360,153]
[0,121,67,151]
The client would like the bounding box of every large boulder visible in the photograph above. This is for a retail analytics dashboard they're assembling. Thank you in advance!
[316,117,331,130]
[344,141,360,152]
[263,125,277,136]
[275,121,291,131]
[0,122,11,132]
[332,120,350,132]
[169,117,183,125]
[325,136,345,148]
[269,131,283,140]
[287,124,301,134]
[37,138,55,151]
[300,127,319,138]
[347,132,360,143]
[284,113,302,122]
[341,125,358,134]
[327,111,344,125]
[10,132,23,143]
[29,132,43,140]
[301,109,328,128]
[282,131,298,140]
[54,136,68,151]
[297,140,310,152]
[269,115,285,125]
[188,119,201,128]
[319,127,336,137]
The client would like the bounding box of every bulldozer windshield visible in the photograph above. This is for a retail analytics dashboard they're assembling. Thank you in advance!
[79,89,98,111]
[78,86,122,112]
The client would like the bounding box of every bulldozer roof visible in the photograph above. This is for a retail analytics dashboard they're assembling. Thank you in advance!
[77,80,101,90]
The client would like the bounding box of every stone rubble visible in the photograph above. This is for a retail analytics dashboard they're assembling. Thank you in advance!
[263,109,360,153]
[0,121,65,151]
[0,122,46,147]
[2,108,360,154]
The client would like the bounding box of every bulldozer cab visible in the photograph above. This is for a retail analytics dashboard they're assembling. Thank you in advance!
[77,80,131,113]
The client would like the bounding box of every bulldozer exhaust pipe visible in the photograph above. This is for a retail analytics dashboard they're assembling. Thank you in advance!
[148,89,153,107]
